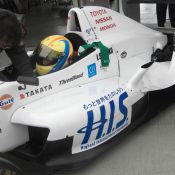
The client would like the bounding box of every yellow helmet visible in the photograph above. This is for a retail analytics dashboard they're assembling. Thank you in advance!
[35,35,73,75]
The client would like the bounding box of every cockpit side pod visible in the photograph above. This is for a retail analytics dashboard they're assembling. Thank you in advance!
[0,82,29,153]
[9,85,149,170]
[10,43,118,143]
[0,39,118,153]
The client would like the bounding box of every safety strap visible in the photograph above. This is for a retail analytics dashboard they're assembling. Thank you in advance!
[82,41,110,67]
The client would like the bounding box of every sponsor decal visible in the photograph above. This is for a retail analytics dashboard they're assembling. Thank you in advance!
[96,54,101,61]
[59,73,83,86]
[90,9,107,17]
[100,23,116,31]
[20,94,25,100]
[95,16,112,25]
[0,94,14,110]
[83,88,124,110]
[96,48,113,61]
[121,51,127,59]
[21,85,52,98]
[78,91,129,151]
[88,63,97,78]
[90,8,116,32]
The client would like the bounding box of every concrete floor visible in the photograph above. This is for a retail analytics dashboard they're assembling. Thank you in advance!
[25,7,67,47]
[140,4,171,28]
[24,5,175,175]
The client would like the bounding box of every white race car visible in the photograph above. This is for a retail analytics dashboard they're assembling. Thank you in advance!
[0,6,175,174]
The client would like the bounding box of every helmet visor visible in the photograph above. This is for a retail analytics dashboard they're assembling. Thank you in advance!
[35,44,64,66]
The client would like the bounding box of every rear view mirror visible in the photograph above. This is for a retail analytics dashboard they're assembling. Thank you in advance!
[17,76,39,90]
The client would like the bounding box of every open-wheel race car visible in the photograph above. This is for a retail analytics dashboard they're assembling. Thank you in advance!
[0,5,175,174]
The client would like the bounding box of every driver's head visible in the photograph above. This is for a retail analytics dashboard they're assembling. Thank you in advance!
[0,9,22,49]
[35,35,73,75]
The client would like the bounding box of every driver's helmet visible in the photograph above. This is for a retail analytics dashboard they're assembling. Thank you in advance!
[35,35,73,75]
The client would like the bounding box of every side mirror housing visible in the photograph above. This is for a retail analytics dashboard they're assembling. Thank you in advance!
[17,76,39,90]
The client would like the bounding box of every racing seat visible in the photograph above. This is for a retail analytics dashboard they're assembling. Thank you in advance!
[64,32,86,52]
[64,32,95,65]
[0,72,8,81]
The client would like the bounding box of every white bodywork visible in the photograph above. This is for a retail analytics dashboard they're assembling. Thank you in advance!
[0,6,172,154]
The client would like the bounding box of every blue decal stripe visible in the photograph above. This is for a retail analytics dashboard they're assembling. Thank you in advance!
[107,100,115,134]
[78,91,129,148]
[81,110,94,144]
[50,40,70,73]
[96,105,106,139]
[116,92,128,129]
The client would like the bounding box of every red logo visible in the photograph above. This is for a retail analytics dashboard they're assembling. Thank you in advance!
[0,94,14,110]
[20,94,25,100]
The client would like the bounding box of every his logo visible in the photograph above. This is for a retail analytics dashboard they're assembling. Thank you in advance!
[78,91,128,145]
[88,63,97,78]
[78,105,108,144]
[0,94,14,110]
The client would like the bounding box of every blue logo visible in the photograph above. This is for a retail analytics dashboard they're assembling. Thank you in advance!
[78,105,108,144]
[88,63,97,78]
[78,91,129,145]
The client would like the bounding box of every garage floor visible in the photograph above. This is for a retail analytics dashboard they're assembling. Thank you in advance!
[24,5,175,175]
[25,7,67,48]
